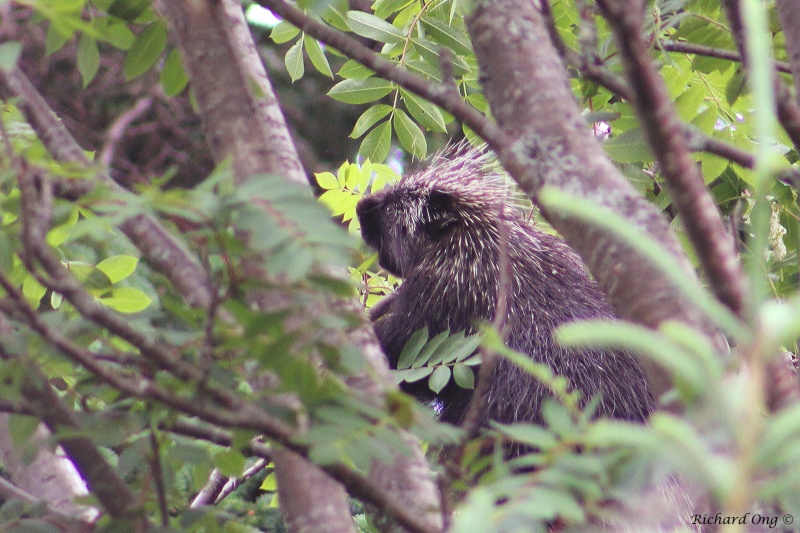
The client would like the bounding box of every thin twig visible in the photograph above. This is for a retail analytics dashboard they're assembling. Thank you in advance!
[0,476,38,504]
[215,459,269,504]
[191,470,228,508]
[722,0,800,153]
[166,419,441,533]
[149,425,169,526]
[560,17,760,171]
[100,97,153,166]
[658,40,792,74]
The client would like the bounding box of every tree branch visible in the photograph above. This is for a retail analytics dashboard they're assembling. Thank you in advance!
[166,419,441,533]
[259,0,763,186]
[100,96,153,166]
[254,0,508,149]
[595,0,749,319]
[214,459,269,504]
[775,0,800,110]
[0,67,213,310]
[658,40,793,74]
[462,0,732,410]
[722,0,800,153]
[0,349,145,524]
[565,48,759,170]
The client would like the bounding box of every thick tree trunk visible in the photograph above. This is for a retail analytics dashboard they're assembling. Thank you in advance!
[0,416,97,523]
[157,3,354,532]
[158,2,442,531]
[465,0,711,529]
[776,0,800,110]
[465,0,724,400]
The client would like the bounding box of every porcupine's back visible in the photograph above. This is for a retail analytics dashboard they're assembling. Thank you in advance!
[356,147,654,428]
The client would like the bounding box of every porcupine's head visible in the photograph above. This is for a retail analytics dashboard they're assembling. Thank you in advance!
[356,146,515,280]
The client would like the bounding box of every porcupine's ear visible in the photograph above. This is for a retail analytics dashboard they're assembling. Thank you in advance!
[421,189,459,239]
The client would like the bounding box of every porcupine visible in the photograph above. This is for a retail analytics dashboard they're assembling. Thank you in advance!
[355,147,654,431]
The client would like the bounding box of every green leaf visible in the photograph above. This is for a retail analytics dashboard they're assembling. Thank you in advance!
[725,68,747,105]
[108,0,151,21]
[405,59,443,82]
[374,0,414,19]
[759,402,800,466]
[46,24,72,56]
[271,20,301,44]
[99,287,152,313]
[0,232,13,273]
[393,109,426,159]
[428,365,451,393]
[412,330,450,368]
[337,59,375,79]
[493,422,557,449]
[65,262,114,293]
[160,49,189,96]
[77,34,100,87]
[420,17,472,55]
[674,84,705,122]
[359,120,392,163]
[394,366,434,384]
[260,472,278,491]
[401,90,447,132]
[346,11,405,44]
[213,449,246,478]
[538,187,743,338]
[96,255,139,283]
[454,335,481,362]
[584,419,656,448]
[267,242,314,281]
[94,17,136,50]
[124,20,167,81]
[0,42,21,73]
[397,327,429,369]
[541,400,573,434]
[411,38,470,76]
[285,38,305,82]
[700,153,728,182]
[651,413,730,488]
[603,128,654,163]
[351,105,393,138]
[303,35,333,78]
[315,172,339,190]
[555,320,706,395]
[691,106,718,134]
[22,276,46,307]
[452,363,474,389]
[329,78,393,104]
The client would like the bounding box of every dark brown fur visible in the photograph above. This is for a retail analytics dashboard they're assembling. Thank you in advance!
[356,149,653,428]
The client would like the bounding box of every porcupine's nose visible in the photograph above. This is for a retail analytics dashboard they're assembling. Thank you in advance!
[356,195,383,247]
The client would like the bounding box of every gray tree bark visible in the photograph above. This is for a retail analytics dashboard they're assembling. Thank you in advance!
[158,1,442,532]
[776,0,800,110]
[0,415,98,523]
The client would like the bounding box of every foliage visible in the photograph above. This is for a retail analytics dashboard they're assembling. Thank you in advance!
[2,0,800,532]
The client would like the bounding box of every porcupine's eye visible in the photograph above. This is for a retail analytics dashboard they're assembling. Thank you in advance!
[421,189,458,239]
